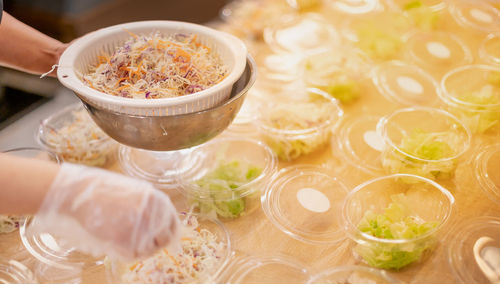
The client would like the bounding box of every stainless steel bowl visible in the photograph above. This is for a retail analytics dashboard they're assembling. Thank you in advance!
[78,55,256,151]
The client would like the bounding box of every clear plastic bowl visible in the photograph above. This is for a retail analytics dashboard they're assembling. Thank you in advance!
[333,115,385,175]
[264,13,339,55]
[118,145,195,190]
[405,31,472,75]
[107,214,231,284]
[376,107,471,181]
[480,34,500,66]
[440,64,500,134]
[176,137,277,220]
[1,147,60,235]
[447,216,500,284]
[307,265,399,284]
[448,1,500,34]
[255,88,343,161]
[474,144,500,205]
[327,0,383,15]
[36,103,117,167]
[19,216,103,282]
[387,0,446,12]
[262,165,348,244]
[372,61,440,106]
[223,254,309,284]
[343,174,455,270]
[0,258,38,284]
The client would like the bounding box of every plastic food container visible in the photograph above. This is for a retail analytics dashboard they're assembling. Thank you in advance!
[440,65,500,134]
[388,0,446,12]
[119,146,195,190]
[343,174,455,270]
[107,213,231,284]
[480,34,500,66]
[448,1,500,34]
[262,165,348,244]
[58,21,247,116]
[327,0,383,15]
[377,107,470,181]
[302,48,372,104]
[0,258,38,284]
[225,90,263,136]
[372,61,440,106]
[307,265,399,284]
[255,89,343,161]
[176,137,277,220]
[448,216,500,284]
[1,147,60,235]
[36,103,116,167]
[474,144,500,205]
[20,216,103,282]
[222,255,309,284]
[342,12,411,61]
[405,31,472,75]
[334,115,385,175]
[264,13,338,55]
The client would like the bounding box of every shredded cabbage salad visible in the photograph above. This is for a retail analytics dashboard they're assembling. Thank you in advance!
[260,98,334,161]
[453,83,500,133]
[382,128,461,180]
[0,215,24,234]
[192,160,262,219]
[402,0,440,31]
[44,108,113,167]
[83,32,227,99]
[355,193,438,270]
[122,213,226,284]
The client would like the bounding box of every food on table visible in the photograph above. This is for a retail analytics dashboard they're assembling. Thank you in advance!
[122,214,226,284]
[192,160,262,219]
[382,128,461,180]
[402,0,440,31]
[83,32,227,99]
[356,193,438,270]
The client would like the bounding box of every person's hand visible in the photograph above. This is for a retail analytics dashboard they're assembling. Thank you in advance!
[31,163,181,261]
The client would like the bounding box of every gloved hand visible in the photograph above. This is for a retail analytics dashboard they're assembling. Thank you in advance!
[32,163,181,261]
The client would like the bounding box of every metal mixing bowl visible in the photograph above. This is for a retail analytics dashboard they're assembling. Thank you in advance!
[78,55,256,151]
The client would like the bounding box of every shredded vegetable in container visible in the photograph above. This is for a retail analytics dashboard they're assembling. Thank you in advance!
[455,84,500,133]
[191,160,263,219]
[382,128,461,180]
[121,213,227,284]
[0,215,24,234]
[39,108,115,167]
[257,92,342,161]
[83,32,227,99]
[355,193,438,270]
[401,0,441,31]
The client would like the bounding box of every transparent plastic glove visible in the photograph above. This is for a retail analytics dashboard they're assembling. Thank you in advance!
[32,163,181,261]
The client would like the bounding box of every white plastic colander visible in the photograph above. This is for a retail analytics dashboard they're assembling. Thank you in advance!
[57,21,247,116]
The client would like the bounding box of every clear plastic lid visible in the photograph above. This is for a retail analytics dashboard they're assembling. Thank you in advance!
[334,115,385,175]
[480,34,500,66]
[372,61,440,106]
[176,137,277,219]
[405,31,472,73]
[449,1,500,33]
[448,216,500,284]
[224,255,309,284]
[0,258,38,284]
[307,265,399,284]
[255,88,343,161]
[327,0,383,15]
[258,52,303,84]
[264,13,338,55]
[118,146,196,190]
[262,165,348,244]
[474,144,500,205]
[36,103,116,168]
[107,213,231,284]
[20,216,102,275]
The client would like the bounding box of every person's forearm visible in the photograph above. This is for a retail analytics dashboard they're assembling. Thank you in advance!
[0,154,60,214]
[0,12,66,76]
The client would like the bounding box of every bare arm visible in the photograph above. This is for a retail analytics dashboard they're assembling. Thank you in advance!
[0,11,67,77]
[0,154,59,214]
